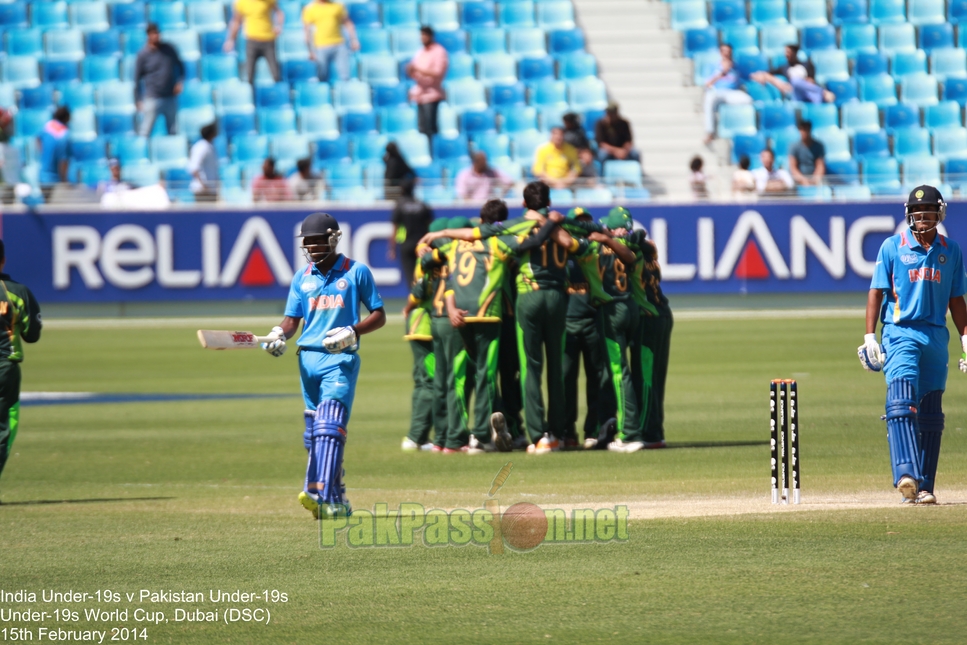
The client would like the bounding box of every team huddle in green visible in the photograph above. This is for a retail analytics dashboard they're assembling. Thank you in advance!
[400,181,673,455]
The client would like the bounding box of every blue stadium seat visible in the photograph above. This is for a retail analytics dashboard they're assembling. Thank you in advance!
[530,78,567,108]
[803,102,840,130]
[761,103,797,136]
[692,50,721,84]
[258,107,296,135]
[202,55,238,83]
[826,158,861,183]
[734,52,769,78]
[934,127,967,160]
[885,103,921,132]
[903,155,942,185]
[214,79,255,115]
[893,50,927,80]
[931,49,967,82]
[855,51,888,76]
[895,128,931,159]
[716,103,757,138]
[70,106,97,140]
[711,0,747,28]
[945,157,967,191]
[353,133,389,162]
[490,82,526,107]
[902,74,940,107]
[373,83,408,107]
[15,109,51,138]
[537,1,575,30]
[742,80,779,104]
[471,27,507,55]
[751,0,788,26]
[269,132,311,163]
[326,162,365,189]
[499,106,538,133]
[7,29,42,58]
[43,62,79,84]
[722,25,759,55]
[568,77,608,112]
[499,2,535,28]
[731,133,766,164]
[315,135,351,164]
[842,101,882,133]
[950,0,967,24]
[393,131,432,167]
[256,83,291,109]
[789,0,829,26]
[864,156,902,192]
[148,2,187,31]
[341,111,378,135]
[0,3,28,30]
[123,161,161,186]
[420,1,459,31]
[943,78,967,106]
[842,24,877,58]
[220,112,254,139]
[165,29,201,62]
[908,0,945,25]
[278,31,309,61]
[437,30,468,56]
[177,106,216,138]
[97,81,136,115]
[150,134,189,170]
[432,134,470,162]
[279,1,304,32]
[879,25,916,57]
[32,1,69,30]
[111,2,145,29]
[86,30,120,57]
[832,0,869,24]
[187,2,226,33]
[854,130,890,157]
[548,28,584,55]
[812,50,849,84]
[123,30,147,56]
[19,86,53,111]
[445,78,488,112]
[479,53,518,85]
[359,54,399,85]
[82,56,120,83]
[231,134,269,164]
[684,27,719,58]
[559,53,597,80]
[296,83,331,110]
[111,135,149,165]
[60,84,96,110]
[346,2,379,29]
[70,2,109,32]
[508,27,547,57]
[920,24,954,53]
[379,105,417,134]
[200,32,227,55]
[925,101,962,131]
[463,1,496,28]
[871,0,906,24]
[538,105,568,130]
[814,127,851,161]
[384,2,419,29]
[603,160,644,188]
[803,25,837,52]
[70,137,108,163]
[860,73,898,106]
[760,24,800,58]
[519,56,555,81]
[472,131,511,161]
[45,29,85,63]
[511,128,546,163]
[283,60,317,85]
[357,28,391,55]
[333,80,373,115]
[446,53,476,80]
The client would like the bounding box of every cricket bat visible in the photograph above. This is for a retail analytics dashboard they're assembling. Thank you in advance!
[197,330,272,350]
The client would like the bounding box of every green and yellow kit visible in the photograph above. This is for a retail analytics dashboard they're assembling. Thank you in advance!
[0,273,42,483]
[564,258,610,442]
[404,260,436,446]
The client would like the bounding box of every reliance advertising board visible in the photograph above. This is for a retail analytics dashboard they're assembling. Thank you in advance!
[2,201,963,302]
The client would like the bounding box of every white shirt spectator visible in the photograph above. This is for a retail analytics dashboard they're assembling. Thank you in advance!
[751,166,794,194]
[187,138,218,193]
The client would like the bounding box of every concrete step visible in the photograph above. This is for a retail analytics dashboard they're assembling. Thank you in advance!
[601,70,691,86]
[586,42,677,58]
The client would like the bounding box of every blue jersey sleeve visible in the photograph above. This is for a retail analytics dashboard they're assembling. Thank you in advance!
[355,264,384,313]
[284,271,306,318]
[870,239,895,291]
[951,243,967,299]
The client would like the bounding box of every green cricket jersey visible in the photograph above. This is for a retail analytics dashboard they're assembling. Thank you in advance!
[405,261,434,341]
[419,239,457,319]
[0,273,42,363]
[626,231,665,314]
[566,259,597,318]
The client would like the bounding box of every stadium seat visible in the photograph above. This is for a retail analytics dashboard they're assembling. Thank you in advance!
[722,25,759,55]
[751,0,788,26]
[814,127,852,161]
[919,24,954,53]
[538,105,568,130]
[789,0,829,26]
[346,2,379,29]
[734,52,769,79]
[333,80,373,115]
[471,27,507,55]
[943,78,967,106]
[826,158,861,183]
[111,135,148,165]
[214,80,255,115]
[295,83,331,110]
[508,27,547,58]
[82,56,120,84]
[435,30,467,55]
[895,128,931,159]
[379,105,417,134]
[15,109,51,138]
[352,133,388,162]
[165,29,201,62]
[258,107,296,135]
[908,0,945,25]
[925,101,962,131]
[693,50,721,85]
[148,2,187,31]
[529,78,567,108]
[46,30,85,62]
[878,24,916,55]
[930,49,967,82]
[432,135,470,162]
[315,135,351,164]
[178,106,217,138]
[326,162,365,190]
[842,24,878,58]
[219,112,254,139]
[519,56,555,81]
[445,79,488,113]
[832,0,869,25]
[32,1,69,30]
[716,103,757,138]
[499,106,538,132]
[384,2,418,29]
[842,101,882,133]
[945,157,967,190]
[560,53,597,80]
[478,53,518,86]
[393,131,432,167]
[471,131,511,162]
[336,111,375,138]
[19,86,53,111]
[893,50,928,83]
[269,132,311,163]
[70,2,109,32]
[0,3,28,30]
[871,0,907,24]
[70,107,98,140]
[150,134,189,170]
[462,1,496,28]
[357,29,390,56]
[60,84,96,110]
[372,83,407,108]
[672,1,710,32]
[902,73,940,107]
[70,137,108,163]
[512,128,546,163]
[568,78,608,112]
[111,1,145,29]
[933,127,967,160]
[711,0,747,28]
[445,53,476,81]
[187,2,226,33]
[731,133,766,164]
[7,29,42,58]
[951,0,967,24]
[256,83,291,109]
[803,102,840,130]
[231,134,269,164]
[548,29,585,55]
[760,24,800,58]
[97,81,136,115]
[420,1,459,31]
[283,61,317,85]
[903,155,942,185]
[803,25,837,53]
[537,1,575,30]
[202,55,238,83]
[761,103,797,137]
[123,30,147,57]
[812,50,849,84]
[86,30,120,57]
[277,31,310,61]
[864,156,902,192]
[684,27,719,58]
[856,51,889,76]
[860,73,898,107]
[854,130,890,157]
[359,54,399,86]
[499,2,535,28]
[603,160,644,187]
[884,103,921,132]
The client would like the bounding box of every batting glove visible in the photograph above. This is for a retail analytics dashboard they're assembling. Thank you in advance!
[960,334,967,374]
[261,326,287,357]
[858,333,885,372]
[323,326,358,354]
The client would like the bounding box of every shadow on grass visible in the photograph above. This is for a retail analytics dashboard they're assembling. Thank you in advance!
[0,496,175,507]
[665,441,770,449]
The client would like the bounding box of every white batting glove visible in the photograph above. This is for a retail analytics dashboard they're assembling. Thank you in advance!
[857,333,885,372]
[261,326,287,357]
[323,326,358,354]
[960,334,967,374]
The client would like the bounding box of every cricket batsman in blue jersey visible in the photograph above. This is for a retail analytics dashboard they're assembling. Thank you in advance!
[261,213,386,519]
[861,186,967,505]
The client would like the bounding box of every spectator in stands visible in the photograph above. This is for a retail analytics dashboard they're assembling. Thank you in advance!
[39,106,71,187]
[288,158,321,200]
[454,152,514,201]
[702,44,752,147]
[0,104,19,187]
[134,24,185,137]
[577,148,599,187]
[383,142,416,201]
[252,158,293,201]
[751,46,834,105]
[226,0,284,84]
[187,122,219,202]
[562,112,590,150]
[788,120,826,187]
[595,102,639,163]
[533,127,581,189]
[97,159,131,198]
[752,148,794,195]
[690,155,708,200]
[302,0,359,83]
[389,178,433,283]
[732,155,756,198]
[406,27,448,139]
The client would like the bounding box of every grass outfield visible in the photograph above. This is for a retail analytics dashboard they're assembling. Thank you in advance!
[2,314,967,643]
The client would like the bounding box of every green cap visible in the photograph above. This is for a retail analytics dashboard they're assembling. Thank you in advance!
[603,206,632,230]
[428,218,448,233]
[448,216,472,229]
[566,207,591,220]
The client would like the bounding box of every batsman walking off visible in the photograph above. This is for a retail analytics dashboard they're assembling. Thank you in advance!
[860,186,967,505]
[0,240,42,497]
[261,213,386,519]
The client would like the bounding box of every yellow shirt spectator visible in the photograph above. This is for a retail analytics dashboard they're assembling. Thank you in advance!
[234,0,278,41]
[303,1,347,47]
[533,141,581,180]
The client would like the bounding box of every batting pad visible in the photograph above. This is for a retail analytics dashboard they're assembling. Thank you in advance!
[305,400,348,505]
[919,390,944,494]
[303,409,314,451]
[885,379,922,487]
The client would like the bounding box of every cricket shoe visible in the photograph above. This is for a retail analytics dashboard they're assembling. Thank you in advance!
[511,434,530,451]
[594,418,617,450]
[401,437,421,451]
[431,444,444,453]
[467,435,497,455]
[915,490,938,505]
[563,438,581,451]
[490,412,513,452]
[608,439,644,453]
[298,491,320,520]
[643,440,667,450]
[442,446,469,454]
[420,443,435,451]
[527,433,561,455]
[897,475,919,502]
[319,501,352,520]
[583,437,598,450]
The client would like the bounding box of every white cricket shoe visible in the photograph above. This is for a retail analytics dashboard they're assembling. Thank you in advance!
[490,412,513,452]
[420,442,435,451]
[915,490,937,505]
[467,435,497,455]
[897,475,919,501]
[608,439,644,453]
[401,437,420,452]
[583,437,598,450]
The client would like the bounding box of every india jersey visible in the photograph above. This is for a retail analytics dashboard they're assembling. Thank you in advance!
[871,230,967,328]
[285,255,384,350]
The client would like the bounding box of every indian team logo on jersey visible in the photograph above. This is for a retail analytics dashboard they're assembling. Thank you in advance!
[301,281,316,292]
[900,254,919,265]
[309,294,346,310]
[909,267,942,283]
[939,254,948,265]
[336,279,349,290]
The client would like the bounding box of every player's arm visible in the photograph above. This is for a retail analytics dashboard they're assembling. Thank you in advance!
[590,231,636,266]
[865,289,884,335]
[355,307,386,336]
[444,291,466,328]
[419,228,475,245]
[21,287,42,343]
[513,212,563,252]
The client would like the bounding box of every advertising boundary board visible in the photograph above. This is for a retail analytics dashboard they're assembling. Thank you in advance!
[3,201,965,302]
